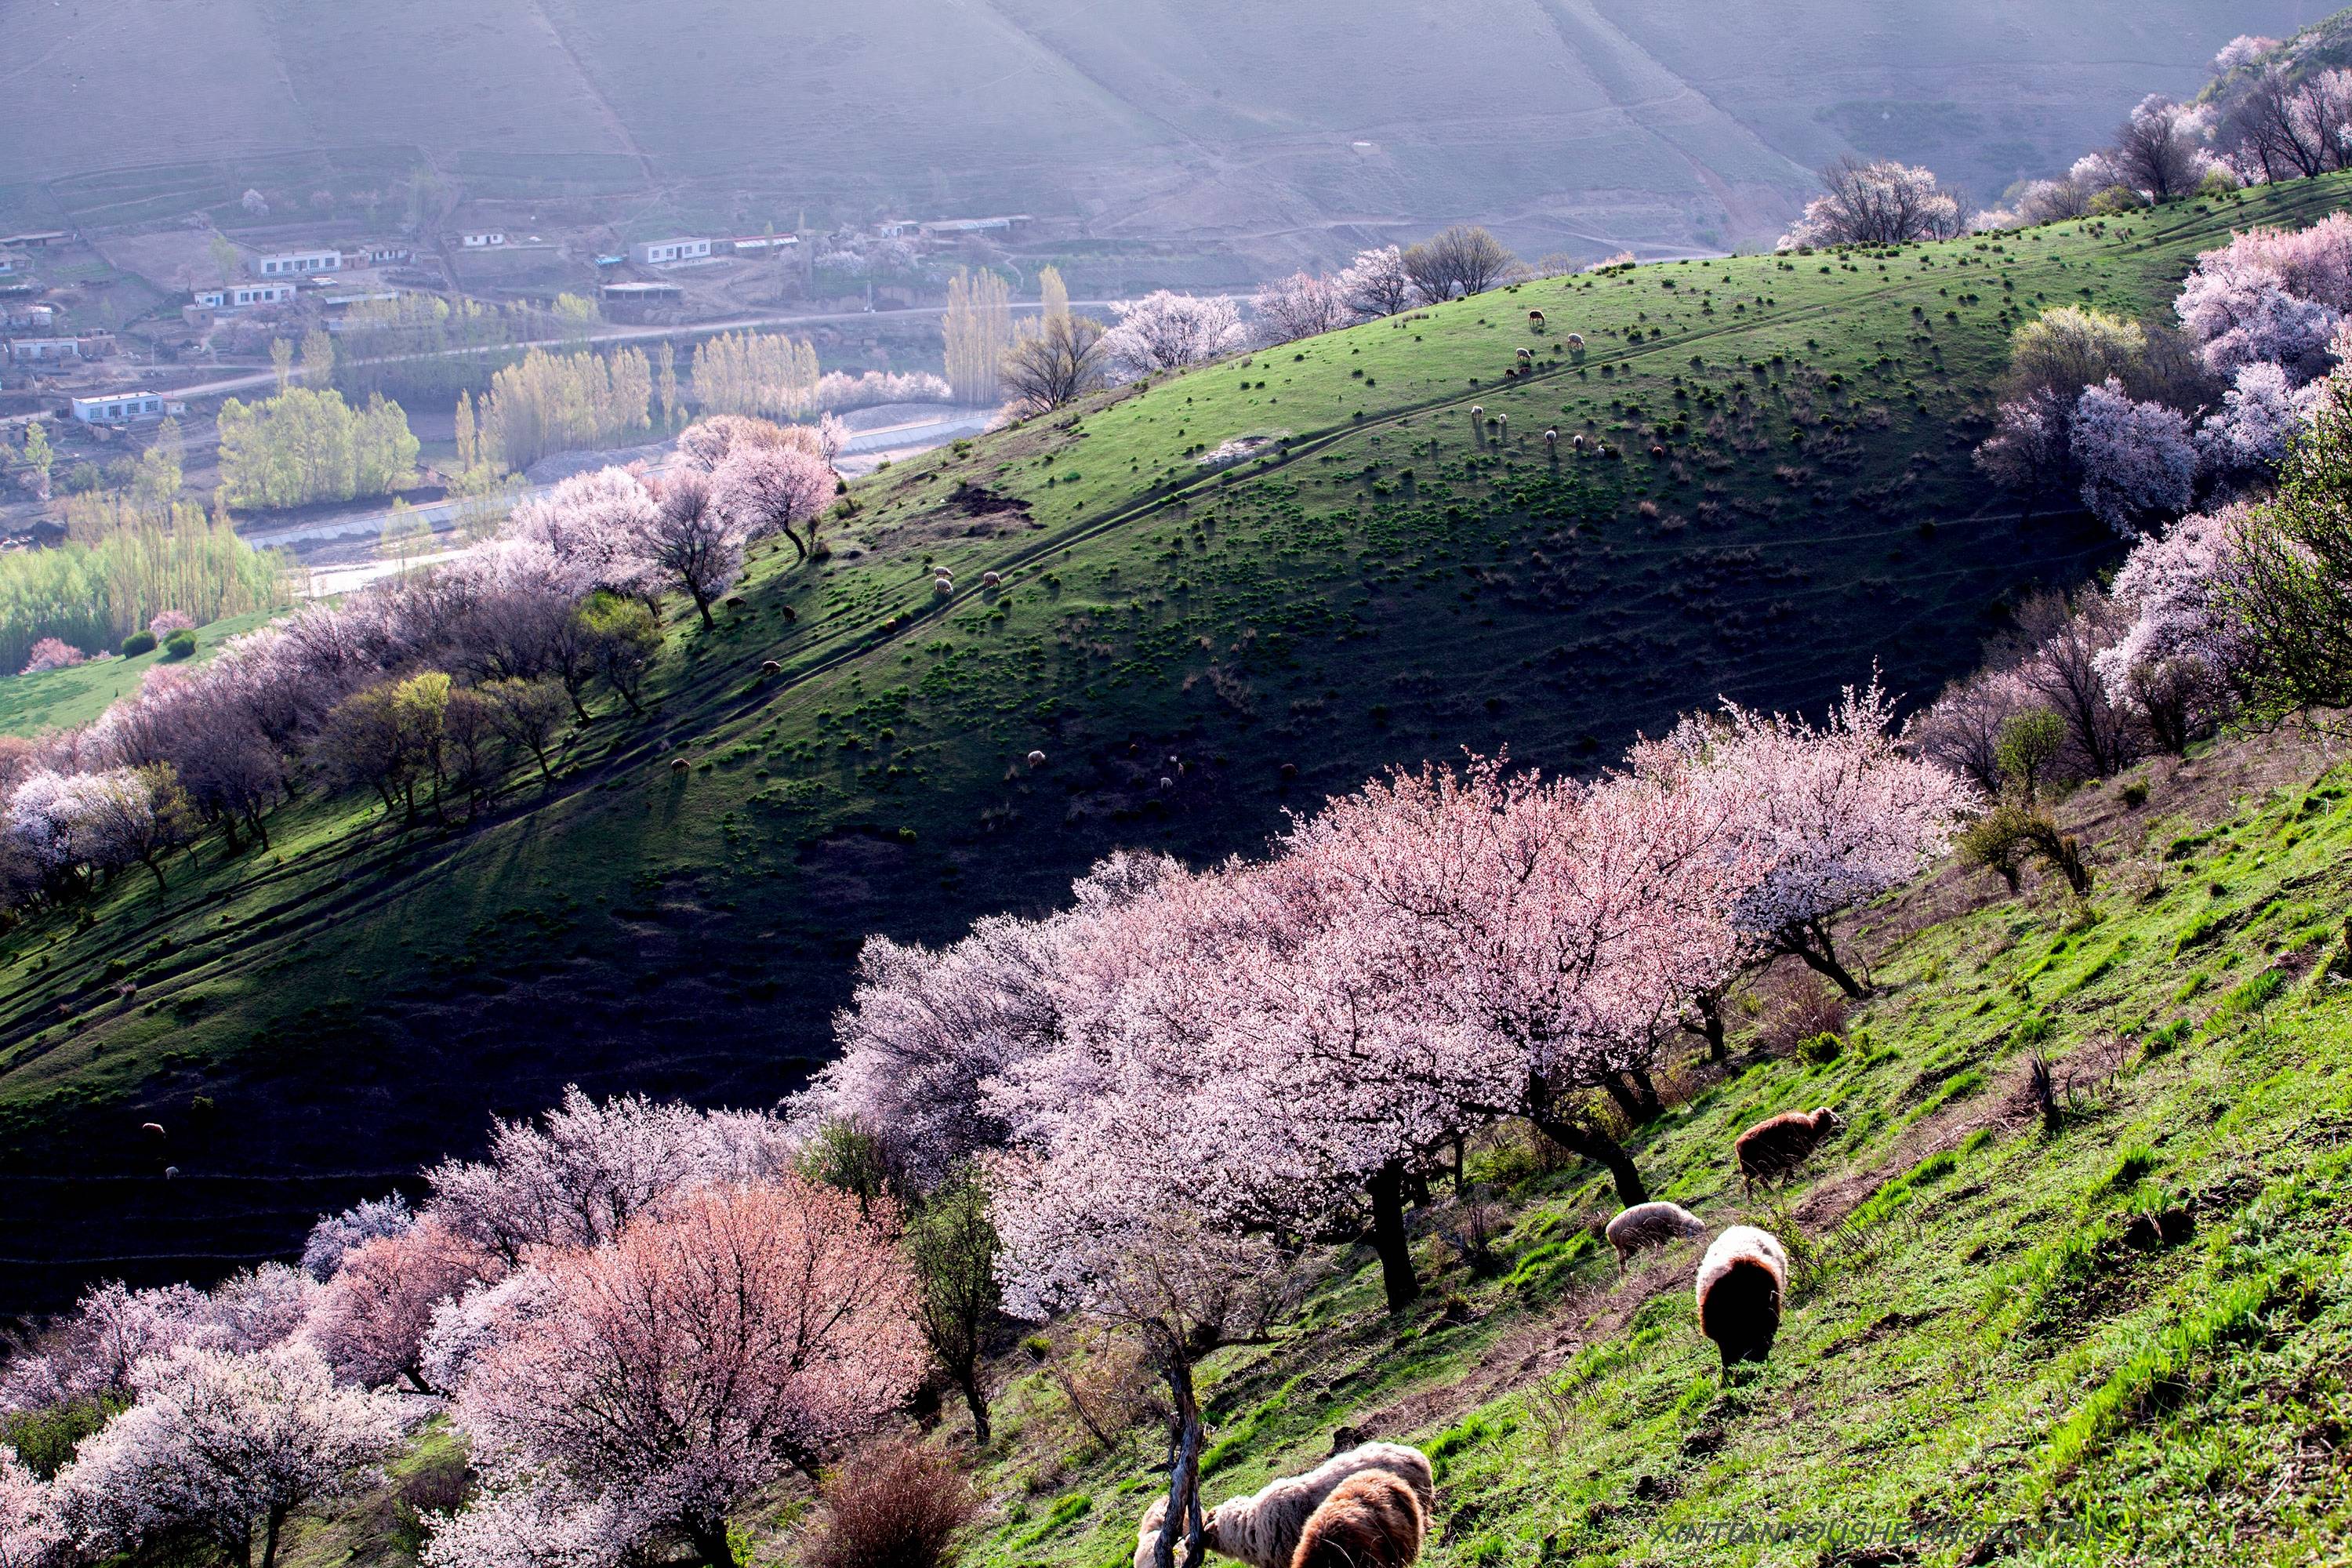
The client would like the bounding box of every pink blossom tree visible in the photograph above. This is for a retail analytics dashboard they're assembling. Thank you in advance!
[423,1087,794,1265]
[1100,293,1247,378]
[1250,274,1345,346]
[432,1181,923,1568]
[713,442,836,565]
[1685,682,1976,998]
[53,1343,401,1568]
[2094,506,2252,751]
[635,471,742,629]
[503,467,662,602]
[2071,378,2198,535]
[0,1447,62,1568]
[303,1218,500,1392]
[2199,360,2324,480]
[1778,158,1964,249]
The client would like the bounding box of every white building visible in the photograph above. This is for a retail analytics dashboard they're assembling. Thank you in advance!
[631,237,712,266]
[456,232,506,249]
[194,283,298,310]
[252,249,342,278]
[71,391,166,425]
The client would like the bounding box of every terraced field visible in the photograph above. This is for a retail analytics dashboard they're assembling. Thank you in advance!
[2,176,2346,1312]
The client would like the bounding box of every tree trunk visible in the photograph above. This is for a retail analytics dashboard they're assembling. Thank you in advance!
[260,1505,288,1568]
[692,592,715,629]
[1523,1078,1648,1208]
[684,1516,736,1568]
[1684,989,1727,1062]
[1784,918,1868,998]
[959,1363,992,1446]
[1367,1160,1421,1312]
[142,856,169,898]
[1152,1360,1207,1568]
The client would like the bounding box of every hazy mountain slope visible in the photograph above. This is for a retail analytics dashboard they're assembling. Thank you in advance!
[5,179,2343,1313]
[0,0,2310,255]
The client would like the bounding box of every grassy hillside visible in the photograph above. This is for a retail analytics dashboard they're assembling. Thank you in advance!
[0,0,2310,257]
[0,611,280,741]
[4,178,2350,1312]
[278,721,2352,1568]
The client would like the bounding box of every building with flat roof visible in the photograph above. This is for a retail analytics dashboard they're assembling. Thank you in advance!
[5,337,78,363]
[71,391,166,425]
[252,249,342,278]
[455,232,506,249]
[630,238,712,266]
[194,282,298,310]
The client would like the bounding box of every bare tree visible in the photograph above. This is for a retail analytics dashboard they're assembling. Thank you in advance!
[2229,70,2329,180]
[1002,314,1108,415]
[640,472,742,630]
[2111,97,2202,201]
[1399,226,1516,302]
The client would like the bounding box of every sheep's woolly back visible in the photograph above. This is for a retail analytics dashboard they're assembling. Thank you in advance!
[1289,1472,1425,1568]
[1604,1201,1707,1258]
[1733,1107,1842,1184]
[1695,1225,1789,1367]
[1138,1444,1435,1568]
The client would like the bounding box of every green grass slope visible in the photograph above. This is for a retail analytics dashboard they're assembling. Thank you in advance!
[0,611,279,741]
[278,724,2352,1568]
[4,179,2350,1312]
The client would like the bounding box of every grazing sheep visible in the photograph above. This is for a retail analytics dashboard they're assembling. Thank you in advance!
[1566,332,1585,349]
[1649,444,1666,459]
[1027,750,1047,768]
[1543,427,1559,445]
[1696,1225,1788,1370]
[934,579,954,597]
[670,757,690,774]
[1733,1107,1846,1195]
[1528,309,1546,328]
[760,659,781,675]
[1570,432,1591,451]
[982,570,1002,587]
[1290,1472,1425,1568]
[1469,405,1483,421]
[140,1123,165,1138]
[1515,347,1533,361]
[1135,1443,1436,1568]
[1603,1201,1706,1273]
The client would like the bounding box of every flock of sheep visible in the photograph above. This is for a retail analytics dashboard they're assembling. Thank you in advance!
[1128,1105,1848,1568]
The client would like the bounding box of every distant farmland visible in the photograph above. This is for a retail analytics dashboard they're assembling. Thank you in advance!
[0,0,2310,260]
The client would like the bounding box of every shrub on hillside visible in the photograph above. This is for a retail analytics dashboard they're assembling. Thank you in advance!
[162,629,197,660]
[119,630,158,657]
[19,637,87,675]
[806,1441,978,1568]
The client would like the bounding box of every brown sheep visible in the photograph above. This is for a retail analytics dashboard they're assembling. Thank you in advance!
[1134,1443,1433,1568]
[1528,309,1546,328]
[1733,1107,1845,1195]
[1290,1472,1425,1568]
[1696,1224,1788,1370]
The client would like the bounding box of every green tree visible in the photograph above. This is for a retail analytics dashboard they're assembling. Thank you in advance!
[1994,708,2067,801]
[270,338,294,394]
[579,593,661,713]
[2230,383,2352,723]
[908,1164,1003,1444]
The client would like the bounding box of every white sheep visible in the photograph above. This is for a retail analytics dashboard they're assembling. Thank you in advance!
[1603,1201,1706,1273]
[1134,1443,1435,1568]
[1695,1225,1788,1371]
[1469,405,1483,420]
[1566,332,1585,349]
[1027,750,1047,768]
[1543,427,1559,445]
[982,570,1003,587]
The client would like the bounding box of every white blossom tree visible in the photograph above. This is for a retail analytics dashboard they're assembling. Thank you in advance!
[1100,293,1247,378]
[54,1343,401,1568]
[2072,378,2198,536]
[1250,273,1346,346]
[1779,158,1964,248]
[1335,246,1414,320]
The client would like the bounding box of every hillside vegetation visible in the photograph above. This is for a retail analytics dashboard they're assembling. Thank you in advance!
[270,721,2352,1568]
[4,178,2350,1310]
[0,0,2303,257]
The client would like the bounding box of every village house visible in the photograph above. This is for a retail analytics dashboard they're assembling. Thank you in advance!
[5,338,78,364]
[630,237,713,266]
[70,390,167,426]
[252,248,341,278]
